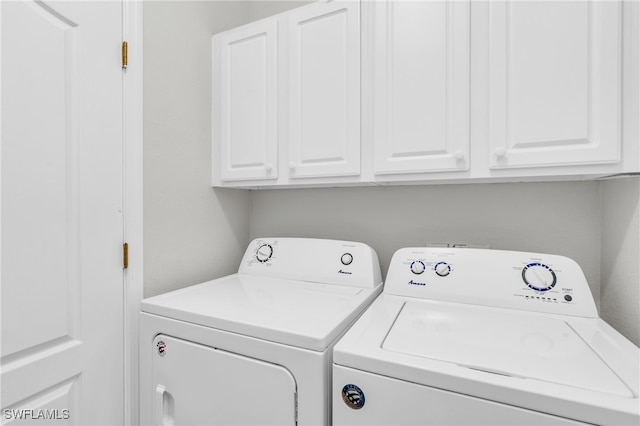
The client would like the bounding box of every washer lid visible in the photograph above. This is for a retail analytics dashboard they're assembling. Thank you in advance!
[141,274,380,351]
[382,301,633,397]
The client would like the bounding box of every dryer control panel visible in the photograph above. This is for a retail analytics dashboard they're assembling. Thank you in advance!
[384,248,598,318]
[239,238,383,289]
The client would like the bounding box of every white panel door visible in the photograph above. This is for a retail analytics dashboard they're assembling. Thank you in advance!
[373,0,470,175]
[287,0,360,179]
[215,19,278,181]
[489,0,621,169]
[151,335,297,425]
[1,1,124,424]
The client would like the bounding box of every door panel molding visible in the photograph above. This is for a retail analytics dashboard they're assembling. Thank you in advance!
[123,0,144,424]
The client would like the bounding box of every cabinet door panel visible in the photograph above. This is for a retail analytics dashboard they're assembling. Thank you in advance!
[373,0,470,175]
[489,1,621,169]
[287,1,360,178]
[216,20,278,181]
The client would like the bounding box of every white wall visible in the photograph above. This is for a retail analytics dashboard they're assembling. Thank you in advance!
[601,178,640,346]
[250,182,603,305]
[144,1,252,297]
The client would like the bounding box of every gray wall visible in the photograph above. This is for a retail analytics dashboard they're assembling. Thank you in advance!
[250,181,640,346]
[601,178,640,345]
[250,182,603,305]
[144,1,252,297]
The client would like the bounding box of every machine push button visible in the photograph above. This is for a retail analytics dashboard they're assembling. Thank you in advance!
[341,253,354,266]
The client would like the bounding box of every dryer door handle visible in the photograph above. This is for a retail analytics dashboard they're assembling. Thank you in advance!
[155,385,175,426]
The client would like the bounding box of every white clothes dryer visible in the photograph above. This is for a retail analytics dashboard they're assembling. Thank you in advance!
[333,247,639,425]
[140,238,382,425]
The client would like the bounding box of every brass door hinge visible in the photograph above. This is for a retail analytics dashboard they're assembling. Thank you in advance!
[123,243,129,269]
[122,41,128,68]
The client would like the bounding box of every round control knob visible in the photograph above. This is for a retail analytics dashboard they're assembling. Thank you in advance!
[522,263,557,292]
[410,261,426,275]
[454,150,465,160]
[434,262,451,277]
[495,147,506,158]
[255,244,273,263]
[341,253,353,266]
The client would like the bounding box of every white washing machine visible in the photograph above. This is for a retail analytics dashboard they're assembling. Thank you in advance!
[333,247,640,425]
[140,237,382,425]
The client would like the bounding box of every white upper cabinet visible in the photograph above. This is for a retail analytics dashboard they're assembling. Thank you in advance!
[488,0,621,169]
[212,1,360,186]
[373,0,470,175]
[212,0,635,188]
[214,19,279,182]
[286,1,360,179]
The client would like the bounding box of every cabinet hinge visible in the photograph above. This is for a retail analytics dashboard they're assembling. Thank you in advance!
[122,41,128,68]
[123,243,129,269]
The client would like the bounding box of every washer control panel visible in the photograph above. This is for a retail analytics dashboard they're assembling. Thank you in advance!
[385,247,598,318]
[239,238,383,289]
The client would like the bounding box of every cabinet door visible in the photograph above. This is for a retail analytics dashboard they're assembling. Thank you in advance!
[215,19,278,181]
[287,1,360,178]
[489,1,621,169]
[373,0,470,175]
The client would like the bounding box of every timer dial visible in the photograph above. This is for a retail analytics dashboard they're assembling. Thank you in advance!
[255,244,273,263]
[522,263,557,291]
[410,261,426,275]
[434,262,451,277]
[341,253,353,266]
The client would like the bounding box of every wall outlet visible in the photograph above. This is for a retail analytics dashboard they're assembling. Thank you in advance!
[451,243,492,249]
[426,242,492,249]
[426,242,451,248]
